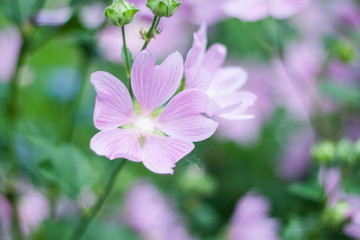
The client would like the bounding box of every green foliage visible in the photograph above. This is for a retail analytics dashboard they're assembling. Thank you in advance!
[28,135,98,198]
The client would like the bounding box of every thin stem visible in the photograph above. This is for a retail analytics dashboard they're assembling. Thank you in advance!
[121,25,131,79]
[141,16,160,51]
[6,185,24,240]
[69,159,127,240]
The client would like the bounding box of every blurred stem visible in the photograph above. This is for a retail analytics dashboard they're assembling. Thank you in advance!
[69,159,127,240]
[6,185,24,240]
[121,26,131,79]
[141,16,161,50]
[4,32,28,240]
[66,48,93,142]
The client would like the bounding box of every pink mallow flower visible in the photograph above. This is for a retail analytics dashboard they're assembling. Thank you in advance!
[223,0,311,22]
[18,189,50,235]
[123,181,193,240]
[185,24,256,120]
[228,193,280,240]
[319,168,360,239]
[90,50,218,174]
[0,27,22,83]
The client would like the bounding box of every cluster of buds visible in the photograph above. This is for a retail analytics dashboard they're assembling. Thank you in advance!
[105,0,181,27]
[311,138,360,165]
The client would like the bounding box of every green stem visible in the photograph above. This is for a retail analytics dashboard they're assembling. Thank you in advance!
[4,35,28,240]
[6,184,24,240]
[141,16,161,51]
[121,25,131,79]
[69,159,127,240]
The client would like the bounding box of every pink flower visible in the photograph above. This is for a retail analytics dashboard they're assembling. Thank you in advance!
[35,7,72,26]
[223,0,311,22]
[319,167,360,239]
[277,127,315,181]
[181,0,226,25]
[216,66,273,144]
[79,3,106,29]
[123,181,193,240]
[90,50,218,174]
[18,189,50,235]
[228,193,280,240]
[0,27,22,83]
[272,40,325,120]
[185,24,256,121]
[0,195,12,240]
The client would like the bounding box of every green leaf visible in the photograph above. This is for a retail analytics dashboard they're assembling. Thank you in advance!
[318,80,360,107]
[288,181,323,202]
[28,135,98,198]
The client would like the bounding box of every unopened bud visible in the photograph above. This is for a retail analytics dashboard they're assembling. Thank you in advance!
[146,0,181,17]
[323,201,350,228]
[312,141,336,163]
[336,139,356,164]
[105,0,139,26]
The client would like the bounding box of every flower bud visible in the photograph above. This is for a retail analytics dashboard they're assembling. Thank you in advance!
[311,141,336,164]
[336,139,356,164]
[323,201,350,228]
[105,0,139,26]
[146,0,181,17]
[334,40,356,63]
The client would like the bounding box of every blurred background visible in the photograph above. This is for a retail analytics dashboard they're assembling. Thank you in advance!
[0,0,360,239]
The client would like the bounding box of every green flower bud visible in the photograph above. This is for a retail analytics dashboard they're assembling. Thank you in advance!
[146,0,181,17]
[311,141,336,163]
[336,139,356,164]
[334,40,356,63]
[323,201,350,228]
[105,0,139,26]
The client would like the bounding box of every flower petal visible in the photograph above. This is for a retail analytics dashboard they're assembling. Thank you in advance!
[214,91,256,120]
[131,50,184,114]
[185,67,212,90]
[184,23,207,70]
[202,43,227,72]
[155,89,218,142]
[90,128,141,162]
[207,67,248,97]
[141,135,194,174]
[91,71,134,130]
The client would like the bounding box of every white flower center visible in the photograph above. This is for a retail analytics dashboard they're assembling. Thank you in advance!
[134,117,155,137]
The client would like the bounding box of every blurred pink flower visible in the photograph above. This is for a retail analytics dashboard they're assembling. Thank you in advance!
[345,212,360,240]
[90,50,218,174]
[123,181,193,240]
[79,3,106,29]
[185,24,256,121]
[181,0,226,25]
[228,193,280,240]
[0,195,11,240]
[333,0,360,29]
[320,167,360,239]
[272,40,324,120]
[277,127,315,181]
[18,189,50,234]
[35,7,72,26]
[223,0,311,22]
[0,27,22,83]
[216,67,273,144]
